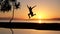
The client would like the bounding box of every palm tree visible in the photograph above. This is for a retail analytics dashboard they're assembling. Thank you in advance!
[0,0,20,22]
[0,0,20,34]
[0,0,11,12]
[9,0,20,22]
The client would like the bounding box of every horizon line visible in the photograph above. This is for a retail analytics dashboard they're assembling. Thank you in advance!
[0,17,60,20]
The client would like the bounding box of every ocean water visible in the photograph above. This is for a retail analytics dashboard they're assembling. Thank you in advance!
[0,28,60,34]
[0,20,60,23]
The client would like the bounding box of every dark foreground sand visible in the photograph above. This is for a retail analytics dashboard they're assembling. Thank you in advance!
[0,22,60,31]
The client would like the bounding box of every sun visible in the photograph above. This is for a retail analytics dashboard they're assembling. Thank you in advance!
[32,14,43,19]
[38,16,42,19]
[36,13,47,19]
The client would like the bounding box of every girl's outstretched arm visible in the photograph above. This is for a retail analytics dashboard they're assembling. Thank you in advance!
[27,5,29,8]
[32,5,36,9]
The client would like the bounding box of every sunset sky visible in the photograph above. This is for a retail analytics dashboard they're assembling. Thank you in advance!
[0,0,60,19]
[0,0,60,34]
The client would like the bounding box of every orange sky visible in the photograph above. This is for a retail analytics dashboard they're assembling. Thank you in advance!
[0,0,60,19]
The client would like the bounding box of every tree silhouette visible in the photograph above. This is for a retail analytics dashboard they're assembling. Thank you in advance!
[0,0,11,13]
[10,0,20,22]
[0,0,20,22]
[0,0,20,34]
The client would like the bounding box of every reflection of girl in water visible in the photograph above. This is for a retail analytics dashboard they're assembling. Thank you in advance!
[27,5,36,18]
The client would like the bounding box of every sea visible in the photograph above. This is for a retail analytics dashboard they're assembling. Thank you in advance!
[0,20,60,34]
[0,19,60,23]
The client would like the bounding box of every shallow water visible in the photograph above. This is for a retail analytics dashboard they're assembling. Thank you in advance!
[0,28,60,34]
[0,20,60,23]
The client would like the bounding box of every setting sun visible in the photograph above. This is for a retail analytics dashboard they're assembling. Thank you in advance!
[32,10,48,19]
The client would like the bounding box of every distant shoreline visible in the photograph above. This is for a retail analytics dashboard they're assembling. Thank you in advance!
[0,17,60,21]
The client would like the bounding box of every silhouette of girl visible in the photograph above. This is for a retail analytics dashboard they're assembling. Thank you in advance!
[27,5,36,18]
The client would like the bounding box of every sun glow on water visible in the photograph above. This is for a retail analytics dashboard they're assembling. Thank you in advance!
[38,16,42,23]
[38,20,42,23]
